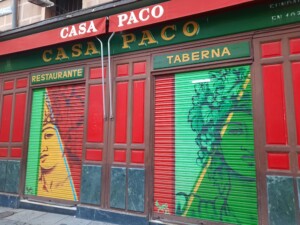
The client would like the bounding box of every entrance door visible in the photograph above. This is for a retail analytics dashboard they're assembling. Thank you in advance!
[106,60,149,213]
[83,58,149,214]
[253,30,300,225]
[153,65,258,225]
[25,83,85,202]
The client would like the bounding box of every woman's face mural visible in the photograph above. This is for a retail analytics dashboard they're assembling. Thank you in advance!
[40,101,61,171]
[25,84,85,201]
[221,110,255,177]
[154,65,258,225]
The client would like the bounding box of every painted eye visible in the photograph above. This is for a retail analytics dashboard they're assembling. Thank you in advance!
[44,133,54,139]
[228,125,246,135]
[229,128,241,135]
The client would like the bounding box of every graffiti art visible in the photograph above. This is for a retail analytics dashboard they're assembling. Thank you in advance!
[154,65,258,225]
[25,84,85,201]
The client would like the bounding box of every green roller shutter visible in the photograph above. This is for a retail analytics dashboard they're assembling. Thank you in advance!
[154,65,258,225]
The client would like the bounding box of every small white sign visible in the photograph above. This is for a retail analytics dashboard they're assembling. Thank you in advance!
[0,7,12,17]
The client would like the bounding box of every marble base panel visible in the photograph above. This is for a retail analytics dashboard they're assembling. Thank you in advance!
[0,160,20,194]
[80,165,102,205]
[267,175,296,225]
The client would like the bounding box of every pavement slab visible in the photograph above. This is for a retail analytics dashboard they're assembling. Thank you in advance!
[0,212,14,219]
[0,207,116,225]
[54,216,91,225]
[0,220,32,225]
[4,210,46,223]
[26,213,68,225]
[88,222,116,225]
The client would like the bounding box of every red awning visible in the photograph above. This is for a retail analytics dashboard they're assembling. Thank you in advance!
[109,0,253,32]
[0,17,106,56]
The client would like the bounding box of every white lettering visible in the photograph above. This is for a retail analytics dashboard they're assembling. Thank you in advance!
[60,27,69,39]
[118,14,128,27]
[152,5,164,19]
[59,21,98,39]
[139,8,150,22]
[86,21,97,33]
[128,11,139,25]
[117,4,165,27]
[69,26,78,37]
[78,22,87,35]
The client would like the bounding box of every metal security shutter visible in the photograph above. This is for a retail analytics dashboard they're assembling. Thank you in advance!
[25,83,85,202]
[154,66,258,225]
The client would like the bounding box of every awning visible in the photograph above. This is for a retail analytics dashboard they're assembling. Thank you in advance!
[109,0,253,32]
[0,17,106,56]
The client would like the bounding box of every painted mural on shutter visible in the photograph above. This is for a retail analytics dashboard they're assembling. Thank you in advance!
[154,65,258,224]
[25,84,85,201]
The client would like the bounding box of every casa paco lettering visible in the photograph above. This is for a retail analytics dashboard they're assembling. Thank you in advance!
[42,20,200,63]
[117,4,164,28]
[60,21,98,39]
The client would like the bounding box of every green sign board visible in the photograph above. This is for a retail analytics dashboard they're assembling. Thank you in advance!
[111,0,300,55]
[1,0,300,73]
[31,67,84,85]
[153,42,250,69]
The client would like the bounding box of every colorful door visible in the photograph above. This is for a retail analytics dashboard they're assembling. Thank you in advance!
[25,84,85,202]
[0,78,28,194]
[107,60,149,212]
[154,65,258,224]
[81,59,149,213]
[253,30,300,225]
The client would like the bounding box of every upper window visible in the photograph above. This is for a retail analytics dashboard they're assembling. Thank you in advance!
[28,0,82,16]
[53,0,82,16]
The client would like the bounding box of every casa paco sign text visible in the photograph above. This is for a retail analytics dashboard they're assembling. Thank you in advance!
[58,3,164,38]
[59,20,98,39]
[47,4,165,41]
[41,20,200,63]
[0,17,106,56]
[117,4,165,28]
[110,0,254,32]
[49,4,164,40]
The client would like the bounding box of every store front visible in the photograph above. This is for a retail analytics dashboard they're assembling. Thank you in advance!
[1,0,300,224]
[18,59,151,224]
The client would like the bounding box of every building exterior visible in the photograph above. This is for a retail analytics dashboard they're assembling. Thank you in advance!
[0,0,300,225]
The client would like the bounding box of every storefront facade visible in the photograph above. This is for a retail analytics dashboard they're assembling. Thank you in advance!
[1,0,300,225]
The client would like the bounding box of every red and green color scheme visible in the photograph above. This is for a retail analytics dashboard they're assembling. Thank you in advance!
[2,1,300,74]
[0,18,106,56]
[25,84,85,201]
[154,65,258,224]
[109,0,252,32]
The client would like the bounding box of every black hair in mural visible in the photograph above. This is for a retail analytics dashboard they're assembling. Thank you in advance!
[188,67,249,168]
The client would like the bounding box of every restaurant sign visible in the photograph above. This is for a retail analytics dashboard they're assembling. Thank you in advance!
[1,0,300,73]
[31,67,84,85]
[0,18,106,56]
[109,0,253,32]
[153,42,250,69]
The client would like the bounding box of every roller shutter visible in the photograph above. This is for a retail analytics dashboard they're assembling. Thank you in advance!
[25,84,85,202]
[154,65,258,225]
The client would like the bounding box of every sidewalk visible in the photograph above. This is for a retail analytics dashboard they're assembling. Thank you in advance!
[0,207,115,225]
